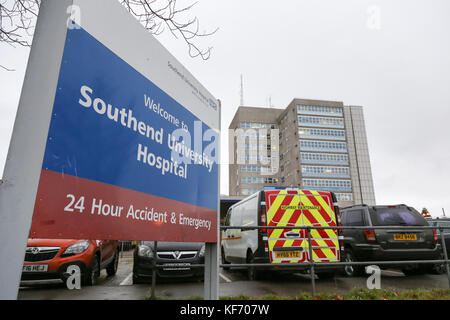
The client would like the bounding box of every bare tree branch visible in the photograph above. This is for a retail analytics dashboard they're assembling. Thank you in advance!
[0,0,217,71]
[120,0,218,60]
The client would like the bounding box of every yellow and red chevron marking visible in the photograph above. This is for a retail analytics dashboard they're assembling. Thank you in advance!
[265,189,340,264]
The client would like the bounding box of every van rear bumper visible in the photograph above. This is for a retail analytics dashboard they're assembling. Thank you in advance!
[253,256,342,273]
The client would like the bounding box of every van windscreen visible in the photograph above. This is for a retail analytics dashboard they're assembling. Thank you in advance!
[370,208,427,226]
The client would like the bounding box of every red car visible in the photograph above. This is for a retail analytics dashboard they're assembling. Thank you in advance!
[21,239,119,286]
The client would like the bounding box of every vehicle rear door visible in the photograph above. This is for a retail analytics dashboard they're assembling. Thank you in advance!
[265,189,340,264]
[369,206,434,250]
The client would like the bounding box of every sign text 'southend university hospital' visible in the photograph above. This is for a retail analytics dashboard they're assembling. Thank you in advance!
[29,4,219,243]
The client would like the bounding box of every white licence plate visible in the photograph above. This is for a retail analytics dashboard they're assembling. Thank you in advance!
[162,263,191,271]
[22,264,48,272]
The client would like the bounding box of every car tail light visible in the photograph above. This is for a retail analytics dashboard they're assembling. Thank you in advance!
[334,206,343,234]
[363,229,377,243]
[334,205,344,253]
[433,229,438,244]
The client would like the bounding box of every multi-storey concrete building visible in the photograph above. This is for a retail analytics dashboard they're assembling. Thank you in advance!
[228,98,376,207]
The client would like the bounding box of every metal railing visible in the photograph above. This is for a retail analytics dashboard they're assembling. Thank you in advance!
[220,224,450,296]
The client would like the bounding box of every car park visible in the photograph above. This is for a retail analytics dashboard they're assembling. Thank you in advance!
[21,239,119,286]
[221,187,344,280]
[132,241,205,284]
[341,204,440,276]
[426,217,450,274]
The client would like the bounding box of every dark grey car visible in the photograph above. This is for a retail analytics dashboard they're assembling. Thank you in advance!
[133,241,205,284]
[341,204,440,276]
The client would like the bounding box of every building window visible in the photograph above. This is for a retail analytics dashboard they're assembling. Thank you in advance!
[300,152,349,165]
[241,165,277,173]
[240,188,261,196]
[301,165,350,178]
[335,193,353,201]
[240,122,276,129]
[298,128,346,141]
[299,140,347,153]
[297,115,344,128]
[241,176,279,184]
[297,105,343,117]
[302,178,352,192]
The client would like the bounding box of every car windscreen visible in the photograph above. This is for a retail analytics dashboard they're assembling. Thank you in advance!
[369,207,427,226]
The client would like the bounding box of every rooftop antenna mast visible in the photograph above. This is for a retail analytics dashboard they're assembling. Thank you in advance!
[240,74,244,106]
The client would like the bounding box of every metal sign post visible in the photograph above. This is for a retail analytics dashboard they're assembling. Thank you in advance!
[0,0,73,300]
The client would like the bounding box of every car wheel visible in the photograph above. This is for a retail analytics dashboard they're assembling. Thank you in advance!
[344,250,363,277]
[402,264,421,276]
[132,274,142,284]
[84,255,100,286]
[246,251,259,281]
[106,249,119,277]
[430,253,446,275]
[221,247,230,271]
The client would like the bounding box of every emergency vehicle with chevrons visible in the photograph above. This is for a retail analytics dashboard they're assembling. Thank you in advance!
[221,187,344,279]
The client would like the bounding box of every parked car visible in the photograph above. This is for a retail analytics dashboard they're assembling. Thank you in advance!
[21,239,119,285]
[426,217,450,274]
[221,188,344,280]
[133,241,205,284]
[341,204,440,276]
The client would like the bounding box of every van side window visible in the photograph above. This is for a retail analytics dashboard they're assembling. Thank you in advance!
[346,210,365,226]
[225,208,231,226]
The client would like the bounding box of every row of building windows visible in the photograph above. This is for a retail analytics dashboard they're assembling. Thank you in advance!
[240,143,272,151]
[242,176,278,184]
[300,152,349,164]
[297,105,343,117]
[301,165,350,177]
[298,116,344,128]
[241,188,261,196]
[335,193,353,201]
[302,178,352,191]
[236,130,271,140]
[238,154,271,163]
[299,140,347,152]
[298,128,346,140]
[240,122,276,129]
[241,165,278,173]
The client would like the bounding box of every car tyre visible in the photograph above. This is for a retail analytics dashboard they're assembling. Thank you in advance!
[402,264,422,276]
[429,253,446,275]
[221,247,230,271]
[106,249,119,277]
[84,254,100,286]
[132,274,142,284]
[246,250,259,281]
[343,250,364,277]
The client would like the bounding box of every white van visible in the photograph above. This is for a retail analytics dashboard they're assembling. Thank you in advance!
[221,188,343,280]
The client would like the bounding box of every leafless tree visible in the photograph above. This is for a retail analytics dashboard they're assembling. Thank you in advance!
[0,0,217,71]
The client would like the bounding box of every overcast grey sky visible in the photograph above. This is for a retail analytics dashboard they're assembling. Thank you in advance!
[1,0,449,217]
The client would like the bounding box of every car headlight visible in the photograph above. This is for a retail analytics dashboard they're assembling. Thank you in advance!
[198,245,205,258]
[62,240,90,257]
[138,245,154,258]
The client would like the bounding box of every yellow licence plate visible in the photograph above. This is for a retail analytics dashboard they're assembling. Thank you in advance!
[275,251,301,259]
[393,233,417,241]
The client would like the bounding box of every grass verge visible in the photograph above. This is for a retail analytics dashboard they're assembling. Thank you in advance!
[146,288,450,300]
